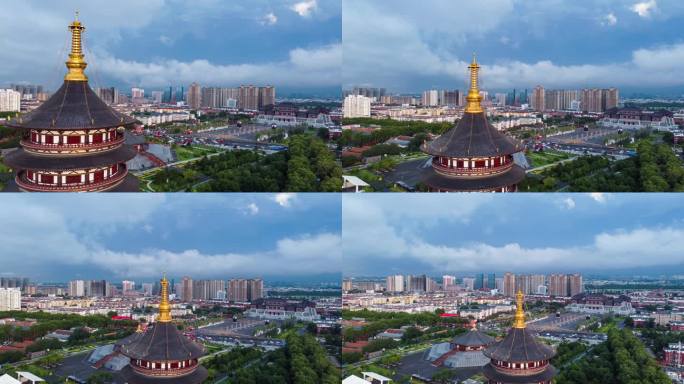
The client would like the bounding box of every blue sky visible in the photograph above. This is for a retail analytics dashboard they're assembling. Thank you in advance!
[0,0,341,96]
[343,193,684,277]
[0,194,341,282]
[343,0,684,95]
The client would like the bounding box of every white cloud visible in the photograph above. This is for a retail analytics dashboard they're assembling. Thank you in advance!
[0,195,340,279]
[589,193,607,203]
[93,43,341,88]
[631,0,657,18]
[273,193,296,207]
[90,233,341,278]
[246,203,260,215]
[291,0,317,17]
[602,12,618,26]
[261,12,278,25]
[159,35,174,46]
[562,198,576,210]
[347,223,684,274]
[343,194,684,275]
[0,1,340,88]
[343,0,684,90]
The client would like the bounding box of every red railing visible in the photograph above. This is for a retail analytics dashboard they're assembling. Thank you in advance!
[21,136,125,153]
[132,360,199,376]
[16,166,127,192]
[432,158,513,176]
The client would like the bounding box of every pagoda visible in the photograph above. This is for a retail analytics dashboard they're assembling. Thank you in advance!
[482,291,556,384]
[421,55,525,192]
[117,275,208,384]
[4,13,139,192]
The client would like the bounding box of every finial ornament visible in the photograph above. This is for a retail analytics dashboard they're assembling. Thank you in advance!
[512,290,526,329]
[464,52,483,114]
[65,13,88,81]
[158,274,172,323]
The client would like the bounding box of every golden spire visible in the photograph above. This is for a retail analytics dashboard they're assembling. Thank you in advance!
[158,273,172,323]
[512,290,526,329]
[464,52,483,114]
[65,11,88,81]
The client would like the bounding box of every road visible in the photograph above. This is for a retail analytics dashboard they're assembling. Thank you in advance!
[526,156,578,173]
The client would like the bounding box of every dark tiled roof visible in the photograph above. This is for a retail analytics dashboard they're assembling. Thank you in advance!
[482,363,556,383]
[120,364,208,384]
[118,322,205,361]
[422,164,526,191]
[452,329,496,347]
[110,173,141,192]
[3,145,137,170]
[424,112,522,158]
[6,81,136,130]
[484,328,555,363]
[125,132,147,146]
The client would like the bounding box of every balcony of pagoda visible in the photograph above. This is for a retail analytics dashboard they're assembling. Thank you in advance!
[15,165,128,192]
[432,156,514,178]
[21,136,125,155]
[490,358,550,375]
[22,129,124,155]
[131,358,200,376]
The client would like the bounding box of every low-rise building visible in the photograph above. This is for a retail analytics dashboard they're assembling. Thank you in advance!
[245,298,320,321]
[566,293,635,315]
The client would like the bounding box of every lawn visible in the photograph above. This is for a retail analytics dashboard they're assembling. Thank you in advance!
[526,150,572,168]
[172,145,219,161]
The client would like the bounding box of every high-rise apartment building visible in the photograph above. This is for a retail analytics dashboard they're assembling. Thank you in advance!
[580,89,602,113]
[474,273,485,290]
[0,277,30,291]
[151,91,163,104]
[238,85,259,111]
[548,274,569,297]
[406,274,429,292]
[258,86,275,109]
[228,279,249,302]
[192,280,226,300]
[486,273,496,289]
[568,274,583,297]
[0,89,21,112]
[95,87,120,105]
[247,279,264,301]
[442,90,461,106]
[122,280,136,295]
[0,288,21,311]
[187,82,202,109]
[602,88,619,111]
[386,275,405,292]
[343,94,371,118]
[442,275,456,291]
[503,273,516,297]
[142,283,154,296]
[69,280,86,297]
[422,90,439,106]
[495,93,507,106]
[530,86,545,112]
[131,88,145,99]
[181,276,193,302]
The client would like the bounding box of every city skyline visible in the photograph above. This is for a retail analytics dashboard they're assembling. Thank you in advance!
[0,1,341,96]
[343,0,684,94]
[343,193,684,276]
[0,193,341,281]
